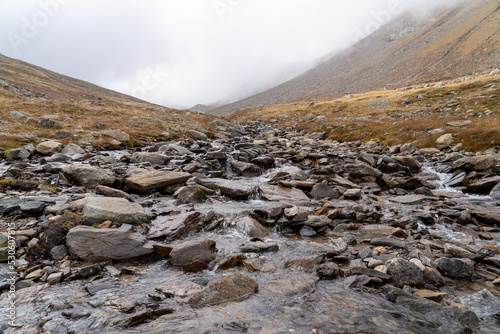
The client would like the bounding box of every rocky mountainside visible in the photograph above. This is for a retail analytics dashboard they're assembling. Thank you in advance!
[212,0,499,115]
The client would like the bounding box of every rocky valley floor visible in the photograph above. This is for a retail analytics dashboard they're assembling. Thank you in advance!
[0,124,500,334]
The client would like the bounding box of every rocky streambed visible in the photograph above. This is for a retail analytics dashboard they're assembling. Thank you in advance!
[1,125,500,334]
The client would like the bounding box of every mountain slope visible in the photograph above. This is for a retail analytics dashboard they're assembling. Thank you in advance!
[212,0,499,115]
[0,54,228,150]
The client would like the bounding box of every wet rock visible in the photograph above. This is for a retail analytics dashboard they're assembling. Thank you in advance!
[436,134,453,150]
[50,245,68,261]
[130,152,170,165]
[259,185,309,202]
[217,254,245,270]
[286,255,324,271]
[188,129,208,141]
[311,182,341,199]
[235,216,270,238]
[125,169,191,193]
[458,289,500,318]
[390,195,428,205]
[490,183,500,200]
[113,310,152,328]
[61,165,116,187]
[174,186,206,204]
[435,258,474,279]
[156,280,202,298]
[231,160,262,177]
[423,267,445,287]
[188,273,258,308]
[386,258,424,287]
[66,226,154,261]
[240,241,279,253]
[483,256,500,268]
[82,197,149,225]
[350,267,391,281]
[344,163,383,180]
[169,239,216,267]
[61,143,85,155]
[95,185,132,200]
[316,262,341,279]
[243,257,276,273]
[444,243,476,259]
[300,225,317,237]
[467,176,500,193]
[100,128,130,142]
[265,271,319,294]
[6,148,31,161]
[343,188,361,199]
[159,143,193,155]
[251,156,274,168]
[198,178,254,198]
[36,141,63,155]
[148,211,205,239]
[413,289,447,302]
[451,155,498,172]
[142,311,198,333]
[370,238,407,250]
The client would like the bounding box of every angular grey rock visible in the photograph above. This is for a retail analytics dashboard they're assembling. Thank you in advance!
[344,163,383,179]
[311,182,341,199]
[125,169,191,193]
[435,258,474,279]
[61,165,116,187]
[148,211,205,239]
[230,160,262,177]
[82,197,149,225]
[444,243,476,259]
[458,289,500,318]
[198,178,254,198]
[95,185,132,200]
[235,216,270,238]
[6,148,30,161]
[467,176,500,194]
[174,186,206,204]
[188,129,208,141]
[130,152,170,165]
[435,134,453,150]
[188,273,258,308]
[451,155,498,172]
[66,226,154,261]
[265,272,319,294]
[386,258,424,287]
[370,238,407,250]
[61,143,85,155]
[36,141,63,155]
[169,239,216,267]
[50,245,68,261]
[259,185,309,202]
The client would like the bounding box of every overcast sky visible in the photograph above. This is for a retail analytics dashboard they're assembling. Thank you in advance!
[0,0,462,109]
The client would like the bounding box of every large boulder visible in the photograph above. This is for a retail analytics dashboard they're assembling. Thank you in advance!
[169,239,216,267]
[197,178,254,198]
[61,165,116,187]
[259,185,309,202]
[435,258,474,279]
[66,226,153,261]
[82,197,149,225]
[386,258,423,287]
[130,152,170,165]
[451,155,498,172]
[61,143,85,155]
[36,141,63,155]
[125,169,191,193]
[6,148,30,161]
[467,176,500,194]
[188,273,258,308]
[435,134,453,150]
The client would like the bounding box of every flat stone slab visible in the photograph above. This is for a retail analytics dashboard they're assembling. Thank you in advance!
[197,178,254,198]
[62,165,116,187]
[125,169,191,193]
[66,226,154,261]
[390,195,429,205]
[83,197,149,225]
[259,185,310,202]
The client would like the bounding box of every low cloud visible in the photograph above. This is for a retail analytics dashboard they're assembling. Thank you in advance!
[0,0,463,108]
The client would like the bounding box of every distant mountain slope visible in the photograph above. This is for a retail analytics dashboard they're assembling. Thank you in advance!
[0,53,157,107]
[212,0,499,115]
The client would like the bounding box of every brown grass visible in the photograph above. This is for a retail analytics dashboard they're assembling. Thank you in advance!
[230,74,500,151]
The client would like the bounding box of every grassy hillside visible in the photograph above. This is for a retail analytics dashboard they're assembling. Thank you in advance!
[230,73,500,152]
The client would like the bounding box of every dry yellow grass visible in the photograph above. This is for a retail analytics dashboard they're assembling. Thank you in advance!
[230,74,500,152]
